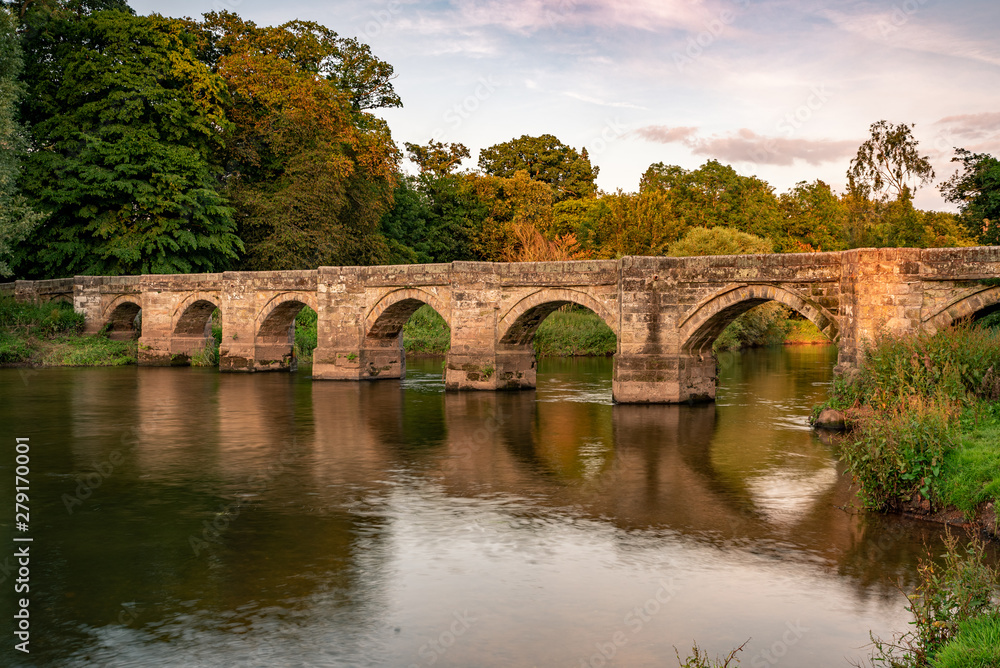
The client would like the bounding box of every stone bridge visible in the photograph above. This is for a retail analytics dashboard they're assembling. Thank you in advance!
[4,247,999,403]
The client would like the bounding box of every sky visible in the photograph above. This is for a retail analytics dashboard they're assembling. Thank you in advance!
[128,0,1000,211]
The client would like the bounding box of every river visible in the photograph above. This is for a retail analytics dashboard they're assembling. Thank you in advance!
[0,345,980,667]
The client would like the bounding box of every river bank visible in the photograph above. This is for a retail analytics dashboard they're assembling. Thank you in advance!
[813,324,1000,540]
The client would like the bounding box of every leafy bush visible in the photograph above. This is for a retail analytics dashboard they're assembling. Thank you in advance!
[835,326,1000,411]
[0,297,84,336]
[294,306,318,362]
[842,397,957,511]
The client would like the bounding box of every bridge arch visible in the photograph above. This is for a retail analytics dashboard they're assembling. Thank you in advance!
[364,288,451,342]
[171,292,221,337]
[924,286,1000,332]
[498,288,618,346]
[679,284,839,355]
[102,295,143,339]
[255,292,319,339]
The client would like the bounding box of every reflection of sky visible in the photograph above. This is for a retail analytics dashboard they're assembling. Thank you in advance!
[128,0,1000,210]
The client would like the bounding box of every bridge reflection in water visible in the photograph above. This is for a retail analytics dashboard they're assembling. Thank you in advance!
[11,346,983,667]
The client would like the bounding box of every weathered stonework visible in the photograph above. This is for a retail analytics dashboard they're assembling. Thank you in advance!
[10,246,1000,403]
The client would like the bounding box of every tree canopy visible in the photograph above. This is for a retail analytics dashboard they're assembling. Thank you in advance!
[478,134,599,202]
[940,149,1000,245]
[15,8,242,276]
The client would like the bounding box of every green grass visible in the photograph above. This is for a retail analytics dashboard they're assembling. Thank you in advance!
[940,404,1000,516]
[37,334,137,366]
[932,614,1000,668]
[533,307,616,356]
[402,304,450,354]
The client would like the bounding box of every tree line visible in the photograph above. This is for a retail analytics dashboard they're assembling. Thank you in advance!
[1,2,998,279]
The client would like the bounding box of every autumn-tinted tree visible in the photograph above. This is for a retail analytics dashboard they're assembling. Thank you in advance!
[15,8,241,277]
[589,189,680,258]
[468,171,554,261]
[404,140,470,176]
[940,148,1000,245]
[0,6,45,276]
[478,134,599,202]
[195,12,400,269]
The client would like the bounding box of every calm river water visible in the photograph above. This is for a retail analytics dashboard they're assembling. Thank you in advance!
[0,346,982,667]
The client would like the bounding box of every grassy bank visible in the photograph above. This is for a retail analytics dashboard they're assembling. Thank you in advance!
[0,297,136,366]
[815,324,1000,522]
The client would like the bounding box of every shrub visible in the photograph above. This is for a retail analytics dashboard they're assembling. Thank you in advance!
[294,306,318,362]
[842,397,958,511]
[864,531,999,668]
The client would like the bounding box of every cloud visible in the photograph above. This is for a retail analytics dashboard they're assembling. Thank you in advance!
[398,0,720,40]
[633,126,858,166]
[562,91,647,109]
[632,125,698,143]
[820,6,1000,68]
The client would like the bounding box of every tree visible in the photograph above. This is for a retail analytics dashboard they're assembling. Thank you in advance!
[15,8,242,276]
[404,140,470,176]
[667,226,772,257]
[847,120,934,202]
[196,12,401,270]
[778,181,848,252]
[589,189,681,258]
[639,160,783,245]
[0,6,45,276]
[939,148,1000,245]
[478,134,599,202]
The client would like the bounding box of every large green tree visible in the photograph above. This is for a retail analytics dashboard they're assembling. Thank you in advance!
[940,148,1000,245]
[15,6,242,276]
[478,134,598,202]
[640,160,784,247]
[0,6,45,276]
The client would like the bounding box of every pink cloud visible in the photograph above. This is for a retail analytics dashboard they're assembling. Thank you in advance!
[633,125,858,167]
